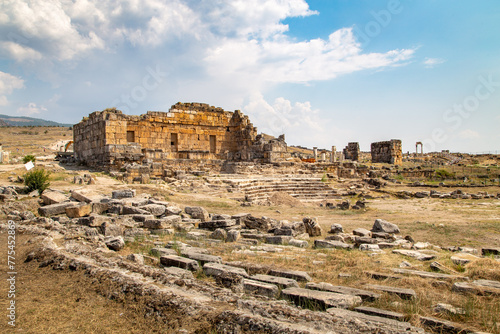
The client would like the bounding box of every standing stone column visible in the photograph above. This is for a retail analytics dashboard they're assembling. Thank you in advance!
[331,146,336,162]
[313,147,318,160]
[321,151,326,161]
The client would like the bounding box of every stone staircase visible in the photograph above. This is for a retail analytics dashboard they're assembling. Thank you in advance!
[221,176,340,203]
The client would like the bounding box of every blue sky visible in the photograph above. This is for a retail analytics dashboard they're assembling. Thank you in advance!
[0,0,499,153]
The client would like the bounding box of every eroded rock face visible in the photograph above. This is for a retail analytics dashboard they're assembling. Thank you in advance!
[105,236,125,251]
[303,217,323,237]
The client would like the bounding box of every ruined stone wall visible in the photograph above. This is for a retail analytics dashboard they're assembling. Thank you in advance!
[74,103,290,174]
[343,142,360,161]
[371,139,403,165]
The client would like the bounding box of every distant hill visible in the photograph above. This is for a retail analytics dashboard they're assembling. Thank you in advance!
[0,114,72,127]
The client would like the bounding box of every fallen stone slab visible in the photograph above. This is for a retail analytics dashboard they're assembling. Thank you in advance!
[250,274,299,289]
[184,206,209,222]
[392,268,467,281]
[430,261,459,275]
[38,202,77,217]
[268,268,311,282]
[327,308,415,332]
[482,247,500,256]
[452,281,500,296]
[473,279,500,290]
[393,249,436,261]
[150,247,178,257]
[65,203,92,218]
[242,279,279,298]
[282,287,361,310]
[240,232,268,241]
[354,306,406,321]
[71,190,103,203]
[419,316,471,334]
[112,189,136,199]
[451,253,480,265]
[372,219,400,234]
[160,255,199,271]
[364,284,416,300]
[199,219,236,230]
[305,282,380,302]
[181,251,222,265]
[314,240,353,250]
[224,261,271,275]
[288,239,308,248]
[265,235,293,245]
[163,266,194,279]
[352,228,371,237]
[104,236,125,251]
[364,271,402,280]
[122,205,150,215]
[139,204,166,216]
[203,262,249,278]
[41,191,69,205]
[143,216,182,229]
[77,214,113,227]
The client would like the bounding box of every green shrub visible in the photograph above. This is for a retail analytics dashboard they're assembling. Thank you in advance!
[434,169,455,179]
[22,155,36,164]
[24,168,51,195]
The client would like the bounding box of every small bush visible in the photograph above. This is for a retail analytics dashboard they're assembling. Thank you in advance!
[434,169,455,179]
[24,168,51,195]
[23,155,36,164]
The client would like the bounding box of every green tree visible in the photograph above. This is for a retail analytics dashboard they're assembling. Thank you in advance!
[22,155,36,164]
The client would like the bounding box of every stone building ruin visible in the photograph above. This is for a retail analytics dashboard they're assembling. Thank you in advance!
[74,103,290,178]
[371,139,403,165]
[343,142,360,161]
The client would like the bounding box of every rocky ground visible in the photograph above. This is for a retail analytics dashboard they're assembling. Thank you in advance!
[0,158,499,333]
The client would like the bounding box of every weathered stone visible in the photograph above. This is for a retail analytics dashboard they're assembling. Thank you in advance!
[354,306,405,321]
[419,316,470,334]
[392,268,466,281]
[314,240,353,250]
[104,236,125,251]
[185,206,209,222]
[372,219,400,234]
[91,202,109,215]
[112,189,136,199]
[359,244,381,252]
[305,282,380,302]
[199,219,236,230]
[273,228,294,236]
[230,213,251,225]
[352,228,371,237]
[268,268,311,282]
[250,274,299,289]
[242,216,273,231]
[139,204,166,216]
[303,217,323,237]
[100,222,123,237]
[482,247,500,256]
[329,223,343,234]
[182,251,222,265]
[71,190,102,203]
[433,303,466,315]
[242,279,280,298]
[126,253,144,265]
[165,205,182,215]
[41,191,68,205]
[393,249,436,261]
[282,287,361,310]
[371,140,402,165]
[38,202,77,217]
[265,235,292,245]
[65,204,92,218]
[226,230,241,242]
[210,228,227,241]
[364,284,416,300]
[150,247,178,257]
[122,205,150,215]
[452,280,500,296]
[163,266,194,279]
[160,255,199,271]
[77,214,113,227]
[288,239,308,248]
[327,308,415,332]
[430,261,458,274]
[451,253,480,265]
[144,215,181,229]
[203,262,249,278]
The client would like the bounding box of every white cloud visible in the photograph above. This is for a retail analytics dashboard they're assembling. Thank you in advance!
[17,102,47,116]
[459,129,480,139]
[0,71,24,106]
[423,57,446,68]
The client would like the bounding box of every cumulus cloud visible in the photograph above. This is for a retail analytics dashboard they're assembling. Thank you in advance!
[423,57,446,68]
[459,129,480,139]
[0,71,24,106]
[17,102,47,116]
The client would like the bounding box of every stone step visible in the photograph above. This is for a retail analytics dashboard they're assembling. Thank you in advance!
[181,251,222,266]
[363,284,416,300]
[392,268,468,281]
[419,316,473,334]
[364,271,403,280]
[160,255,199,271]
[327,308,415,332]
[250,274,299,289]
[314,240,353,250]
[203,262,250,278]
[282,287,362,310]
[354,306,406,321]
[392,249,436,261]
[452,281,500,296]
[305,282,380,302]
[268,268,312,282]
[198,219,236,230]
[242,279,280,298]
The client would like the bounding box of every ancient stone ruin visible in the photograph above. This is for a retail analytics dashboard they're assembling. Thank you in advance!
[74,103,290,177]
[371,139,403,165]
[343,142,359,161]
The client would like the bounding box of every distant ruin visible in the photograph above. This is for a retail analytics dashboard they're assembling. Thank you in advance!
[371,139,403,165]
[74,103,290,177]
[343,142,360,161]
